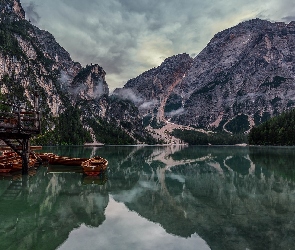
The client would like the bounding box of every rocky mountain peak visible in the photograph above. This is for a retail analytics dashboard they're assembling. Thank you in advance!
[71,64,109,101]
[170,18,295,132]
[124,53,192,89]
[0,0,25,21]
[32,27,77,72]
[114,18,295,136]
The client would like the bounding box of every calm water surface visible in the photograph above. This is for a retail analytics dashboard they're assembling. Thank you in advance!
[1,145,295,250]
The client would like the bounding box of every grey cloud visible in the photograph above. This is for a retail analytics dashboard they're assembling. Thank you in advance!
[139,100,158,110]
[255,0,295,22]
[20,0,290,90]
[113,88,143,104]
[117,0,163,15]
[166,108,185,117]
[282,16,295,22]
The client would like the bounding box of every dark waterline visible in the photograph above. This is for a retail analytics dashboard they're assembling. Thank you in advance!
[1,145,295,250]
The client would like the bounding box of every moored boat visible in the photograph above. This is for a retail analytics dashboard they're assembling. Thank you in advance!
[53,157,88,166]
[0,162,13,173]
[0,151,108,175]
[81,156,108,176]
[0,150,38,172]
[36,153,88,166]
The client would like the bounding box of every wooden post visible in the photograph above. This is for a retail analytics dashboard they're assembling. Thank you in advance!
[34,91,41,132]
[21,138,29,175]
[34,91,39,110]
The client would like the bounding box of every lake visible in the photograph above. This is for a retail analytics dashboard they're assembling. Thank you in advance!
[0,145,295,250]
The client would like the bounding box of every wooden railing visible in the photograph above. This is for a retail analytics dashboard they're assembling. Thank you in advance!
[0,92,41,174]
[0,102,41,135]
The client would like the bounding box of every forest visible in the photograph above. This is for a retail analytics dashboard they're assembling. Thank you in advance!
[248,109,295,145]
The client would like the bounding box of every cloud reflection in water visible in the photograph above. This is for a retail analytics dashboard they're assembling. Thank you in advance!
[58,196,210,250]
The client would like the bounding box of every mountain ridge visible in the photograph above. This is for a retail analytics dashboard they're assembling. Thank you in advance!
[115,18,295,138]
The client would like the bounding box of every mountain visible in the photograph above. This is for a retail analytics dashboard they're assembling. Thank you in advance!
[116,18,295,136]
[176,19,295,132]
[0,0,25,21]
[0,0,155,145]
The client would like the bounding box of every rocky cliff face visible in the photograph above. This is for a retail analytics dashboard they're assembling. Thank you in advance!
[71,64,109,102]
[114,53,193,126]
[173,19,295,132]
[117,19,295,134]
[0,0,24,21]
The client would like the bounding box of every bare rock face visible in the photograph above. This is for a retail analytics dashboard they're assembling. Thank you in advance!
[32,27,78,73]
[71,64,109,101]
[172,19,295,132]
[0,0,25,21]
[114,53,193,124]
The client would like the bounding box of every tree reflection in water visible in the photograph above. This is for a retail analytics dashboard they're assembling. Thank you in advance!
[0,145,295,250]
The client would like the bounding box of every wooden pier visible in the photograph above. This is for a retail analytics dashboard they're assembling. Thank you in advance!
[0,92,41,175]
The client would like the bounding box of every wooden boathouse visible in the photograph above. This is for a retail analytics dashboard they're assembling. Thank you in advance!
[0,92,41,174]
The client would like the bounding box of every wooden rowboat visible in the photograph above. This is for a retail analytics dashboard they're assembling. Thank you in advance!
[0,151,108,175]
[0,163,13,173]
[81,157,108,176]
[0,151,38,172]
[52,157,88,166]
[36,153,88,166]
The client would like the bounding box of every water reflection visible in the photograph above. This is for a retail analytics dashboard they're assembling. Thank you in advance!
[0,169,108,250]
[59,197,209,250]
[0,145,295,250]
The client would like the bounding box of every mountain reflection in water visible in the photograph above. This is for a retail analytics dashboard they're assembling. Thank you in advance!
[0,145,295,250]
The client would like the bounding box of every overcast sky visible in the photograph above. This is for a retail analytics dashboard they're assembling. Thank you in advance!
[20,0,295,91]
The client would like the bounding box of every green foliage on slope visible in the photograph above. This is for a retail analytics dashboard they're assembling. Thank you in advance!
[86,118,135,145]
[56,106,92,145]
[164,94,182,113]
[261,76,286,89]
[248,109,295,145]
[33,106,92,145]
[225,114,250,133]
[0,22,25,57]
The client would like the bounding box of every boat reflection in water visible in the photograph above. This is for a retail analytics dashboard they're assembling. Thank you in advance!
[82,174,108,185]
[0,145,295,250]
